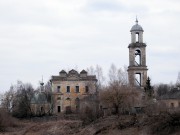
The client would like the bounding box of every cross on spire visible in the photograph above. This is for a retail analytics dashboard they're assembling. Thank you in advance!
[135,16,138,24]
[40,75,44,86]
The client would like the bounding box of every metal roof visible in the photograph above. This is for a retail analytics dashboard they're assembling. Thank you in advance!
[130,18,144,32]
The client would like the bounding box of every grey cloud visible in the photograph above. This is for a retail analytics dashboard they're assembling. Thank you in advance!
[0,0,180,93]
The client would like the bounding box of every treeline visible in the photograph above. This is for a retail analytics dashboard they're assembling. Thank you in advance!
[1,65,180,118]
[0,81,52,118]
[0,64,180,132]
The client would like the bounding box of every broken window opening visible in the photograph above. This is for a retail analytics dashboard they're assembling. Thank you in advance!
[135,33,139,43]
[76,86,79,93]
[67,86,70,93]
[66,97,71,100]
[57,86,60,92]
[57,106,61,113]
[57,96,61,100]
[171,103,174,108]
[41,106,43,112]
[135,50,141,66]
[135,73,141,87]
[85,86,89,93]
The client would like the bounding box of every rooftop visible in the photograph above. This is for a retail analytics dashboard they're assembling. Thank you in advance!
[158,88,180,100]
[130,18,144,32]
[51,69,97,81]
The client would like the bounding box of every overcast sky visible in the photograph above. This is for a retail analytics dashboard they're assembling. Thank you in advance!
[0,0,180,93]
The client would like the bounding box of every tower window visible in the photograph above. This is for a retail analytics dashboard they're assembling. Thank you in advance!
[57,86,61,92]
[135,50,141,66]
[76,86,79,93]
[135,73,141,87]
[135,33,139,43]
[67,86,70,93]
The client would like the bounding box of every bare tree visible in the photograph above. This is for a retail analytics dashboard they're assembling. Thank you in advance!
[0,94,3,107]
[12,81,34,118]
[108,64,128,86]
[44,81,52,103]
[1,85,16,113]
[2,81,34,118]
[95,65,105,90]
[87,65,105,90]
[100,64,141,115]
[155,83,170,97]
[44,81,53,115]
[176,72,180,88]
[100,85,140,115]
[86,66,96,75]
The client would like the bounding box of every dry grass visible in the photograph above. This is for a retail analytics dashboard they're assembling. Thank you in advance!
[1,113,180,135]
[147,112,180,135]
[23,120,82,135]
[0,118,82,135]
[0,109,20,132]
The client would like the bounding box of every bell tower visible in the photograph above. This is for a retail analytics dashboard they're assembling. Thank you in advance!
[128,18,148,88]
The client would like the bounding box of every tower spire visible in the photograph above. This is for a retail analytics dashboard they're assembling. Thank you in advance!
[40,76,44,85]
[41,76,43,84]
[135,16,138,24]
[40,76,44,92]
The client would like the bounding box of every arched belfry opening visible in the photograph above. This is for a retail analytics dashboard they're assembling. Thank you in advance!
[135,49,141,66]
[128,18,148,88]
[135,32,139,43]
[135,73,141,87]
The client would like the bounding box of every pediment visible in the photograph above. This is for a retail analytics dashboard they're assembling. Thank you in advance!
[67,75,80,81]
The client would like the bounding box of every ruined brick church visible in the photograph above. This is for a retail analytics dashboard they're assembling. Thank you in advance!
[51,69,98,113]
[30,19,148,115]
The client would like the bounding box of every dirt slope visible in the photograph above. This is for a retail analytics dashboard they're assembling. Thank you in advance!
[1,115,180,135]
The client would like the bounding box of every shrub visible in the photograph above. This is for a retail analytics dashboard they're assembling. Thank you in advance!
[148,112,180,135]
[0,109,17,132]
[79,106,97,125]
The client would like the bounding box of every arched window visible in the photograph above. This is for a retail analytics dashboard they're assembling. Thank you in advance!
[135,73,141,87]
[135,32,139,43]
[57,96,61,100]
[135,49,141,66]
[57,106,61,113]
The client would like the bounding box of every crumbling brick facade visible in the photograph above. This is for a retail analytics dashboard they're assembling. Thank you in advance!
[51,69,97,113]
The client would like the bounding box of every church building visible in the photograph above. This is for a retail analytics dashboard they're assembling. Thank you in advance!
[51,69,98,113]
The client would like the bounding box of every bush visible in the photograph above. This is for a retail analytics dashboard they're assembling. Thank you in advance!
[148,112,180,135]
[0,109,18,132]
[79,106,97,125]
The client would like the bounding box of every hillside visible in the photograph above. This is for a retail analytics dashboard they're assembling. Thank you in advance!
[1,114,180,135]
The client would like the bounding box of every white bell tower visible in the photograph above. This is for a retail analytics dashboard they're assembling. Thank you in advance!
[128,18,148,88]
